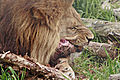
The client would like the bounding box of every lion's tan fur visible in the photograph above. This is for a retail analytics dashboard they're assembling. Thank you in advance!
[0,0,74,65]
[0,0,94,65]
[59,6,94,46]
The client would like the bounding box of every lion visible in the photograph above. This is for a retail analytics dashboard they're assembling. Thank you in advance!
[0,0,94,66]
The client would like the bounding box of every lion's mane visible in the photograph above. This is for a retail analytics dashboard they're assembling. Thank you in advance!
[0,0,73,64]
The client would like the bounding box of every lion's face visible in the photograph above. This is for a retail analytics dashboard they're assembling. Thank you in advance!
[59,7,94,46]
[60,25,94,46]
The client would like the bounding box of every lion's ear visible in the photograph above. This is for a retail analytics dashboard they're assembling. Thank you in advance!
[30,7,45,20]
[30,7,48,26]
[30,7,58,30]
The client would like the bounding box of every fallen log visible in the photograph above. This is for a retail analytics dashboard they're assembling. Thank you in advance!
[68,41,119,65]
[84,41,119,58]
[81,18,120,37]
[0,51,71,80]
[84,42,116,58]
[84,42,120,59]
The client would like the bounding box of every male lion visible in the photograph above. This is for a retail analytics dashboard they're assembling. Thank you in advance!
[0,0,94,66]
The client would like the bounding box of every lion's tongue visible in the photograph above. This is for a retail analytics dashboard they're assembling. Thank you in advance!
[58,39,74,48]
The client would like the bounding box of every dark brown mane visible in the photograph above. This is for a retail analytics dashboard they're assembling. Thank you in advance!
[0,0,74,65]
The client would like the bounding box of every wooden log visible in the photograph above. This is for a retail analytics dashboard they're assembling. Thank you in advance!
[84,41,118,58]
[81,18,120,37]
[0,51,71,80]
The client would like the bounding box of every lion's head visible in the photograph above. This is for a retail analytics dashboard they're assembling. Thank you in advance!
[50,6,94,67]
[59,7,94,46]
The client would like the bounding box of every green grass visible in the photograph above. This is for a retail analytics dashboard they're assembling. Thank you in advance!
[72,49,120,80]
[111,1,120,9]
[0,66,26,80]
[73,0,116,21]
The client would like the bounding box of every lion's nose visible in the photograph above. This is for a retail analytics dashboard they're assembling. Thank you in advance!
[86,31,94,43]
[86,36,94,43]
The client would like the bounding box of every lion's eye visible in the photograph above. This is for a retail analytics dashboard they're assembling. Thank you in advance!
[67,27,76,34]
[70,27,76,30]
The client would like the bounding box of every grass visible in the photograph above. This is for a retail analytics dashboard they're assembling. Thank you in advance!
[73,0,117,21]
[73,51,120,80]
[0,66,26,80]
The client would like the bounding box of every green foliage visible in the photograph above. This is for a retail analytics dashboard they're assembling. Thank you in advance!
[0,66,26,80]
[73,0,116,21]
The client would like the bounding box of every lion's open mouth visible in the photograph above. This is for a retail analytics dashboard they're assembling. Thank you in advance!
[58,39,74,49]
[57,39,85,54]
[50,39,83,66]
[58,38,89,49]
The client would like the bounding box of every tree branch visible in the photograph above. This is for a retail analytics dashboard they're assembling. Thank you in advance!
[84,41,119,58]
[0,51,70,80]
